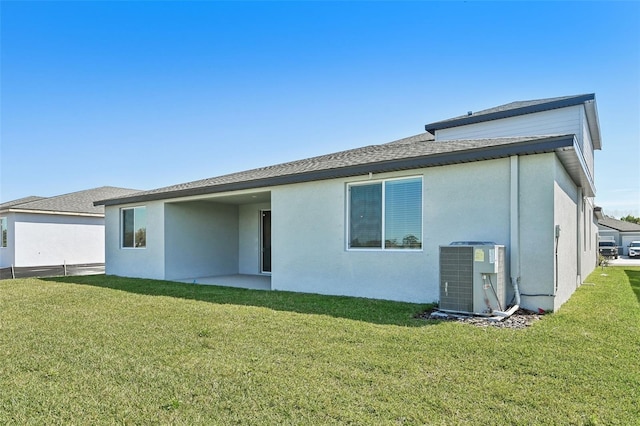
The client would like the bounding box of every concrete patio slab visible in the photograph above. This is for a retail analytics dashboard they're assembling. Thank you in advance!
[176,274,271,290]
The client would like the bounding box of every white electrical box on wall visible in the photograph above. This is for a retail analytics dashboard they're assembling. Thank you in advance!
[439,242,506,315]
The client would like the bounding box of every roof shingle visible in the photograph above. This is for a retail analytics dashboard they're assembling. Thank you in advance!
[0,196,46,210]
[598,216,640,232]
[96,134,580,206]
[2,187,140,215]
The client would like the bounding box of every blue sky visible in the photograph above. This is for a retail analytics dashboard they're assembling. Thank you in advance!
[1,1,638,217]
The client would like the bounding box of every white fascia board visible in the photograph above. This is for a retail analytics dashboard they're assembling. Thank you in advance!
[584,100,602,150]
[2,208,104,218]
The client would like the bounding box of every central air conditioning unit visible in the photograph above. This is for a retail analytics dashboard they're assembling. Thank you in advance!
[439,242,506,315]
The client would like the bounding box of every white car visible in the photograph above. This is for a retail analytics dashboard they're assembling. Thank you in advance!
[629,241,640,259]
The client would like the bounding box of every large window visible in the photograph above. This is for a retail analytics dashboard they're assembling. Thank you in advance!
[348,176,422,250]
[1,217,7,248]
[122,207,146,248]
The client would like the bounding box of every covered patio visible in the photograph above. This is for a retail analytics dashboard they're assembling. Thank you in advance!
[163,189,272,284]
[175,274,271,291]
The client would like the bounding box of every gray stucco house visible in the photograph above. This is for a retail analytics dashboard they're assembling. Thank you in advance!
[595,208,640,256]
[96,94,602,313]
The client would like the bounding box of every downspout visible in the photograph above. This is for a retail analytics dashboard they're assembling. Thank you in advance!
[576,188,583,288]
[491,156,521,319]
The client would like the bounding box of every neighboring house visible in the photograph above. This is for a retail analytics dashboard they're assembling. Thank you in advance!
[595,207,640,255]
[96,94,601,312]
[0,187,140,269]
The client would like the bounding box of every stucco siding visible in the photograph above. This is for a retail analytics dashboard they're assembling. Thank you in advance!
[272,175,432,302]
[273,159,517,304]
[105,201,165,279]
[164,201,239,280]
[436,106,584,145]
[518,154,556,311]
[584,200,598,273]
[101,153,590,312]
[553,156,579,310]
[12,213,104,267]
[425,159,514,303]
[425,159,511,246]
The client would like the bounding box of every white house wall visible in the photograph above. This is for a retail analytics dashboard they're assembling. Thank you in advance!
[101,159,593,313]
[12,212,104,267]
[425,158,511,246]
[590,205,598,264]
[272,157,566,307]
[105,201,166,280]
[164,201,239,280]
[268,155,580,308]
[516,154,561,311]
[553,156,580,310]
[583,199,598,274]
[425,159,514,302]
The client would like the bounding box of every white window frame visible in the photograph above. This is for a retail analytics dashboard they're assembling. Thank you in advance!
[346,175,423,252]
[121,206,147,249]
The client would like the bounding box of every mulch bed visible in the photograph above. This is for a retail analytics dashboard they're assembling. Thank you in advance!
[415,307,544,329]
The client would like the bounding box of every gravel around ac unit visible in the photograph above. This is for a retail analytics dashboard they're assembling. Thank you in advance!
[415,308,543,329]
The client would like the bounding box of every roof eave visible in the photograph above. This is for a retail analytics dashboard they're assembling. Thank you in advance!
[555,136,596,197]
[425,94,596,134]
[598,221,640,232]
[97,135,579,207]
[598,223,620,231]
[0,208,104,217]
[584,99,602,150]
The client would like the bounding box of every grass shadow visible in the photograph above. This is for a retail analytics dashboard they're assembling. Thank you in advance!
[624,269,640,305]
[43,274,438,327]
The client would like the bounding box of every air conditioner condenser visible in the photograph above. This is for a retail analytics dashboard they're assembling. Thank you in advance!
[439,243,506,315]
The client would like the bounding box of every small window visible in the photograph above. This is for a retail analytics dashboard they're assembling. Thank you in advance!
[348,177,422,250]
[122,207,146,248]
[1,217,7,248]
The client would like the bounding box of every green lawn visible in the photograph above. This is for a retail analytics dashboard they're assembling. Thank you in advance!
[1,268,639,425]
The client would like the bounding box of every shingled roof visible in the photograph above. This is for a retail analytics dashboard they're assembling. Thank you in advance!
[1,187,140,216]
[0,196,46,210]
[95,133,594,206]
[424,94,600,150]
[598,216,640,232]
